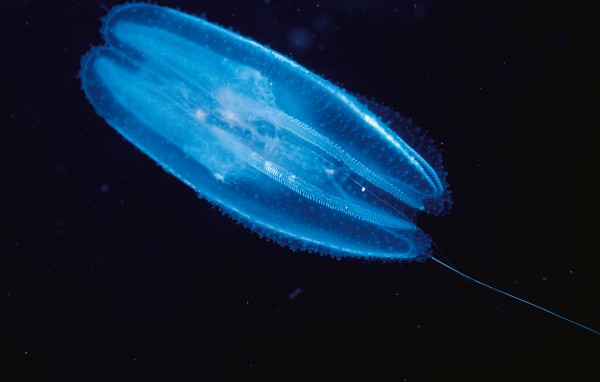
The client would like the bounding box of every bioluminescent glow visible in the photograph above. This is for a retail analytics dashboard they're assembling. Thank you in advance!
[80,3,599,336]
[80,3,449,260]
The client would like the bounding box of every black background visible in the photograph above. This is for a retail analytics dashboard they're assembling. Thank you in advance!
[3,0,598,381]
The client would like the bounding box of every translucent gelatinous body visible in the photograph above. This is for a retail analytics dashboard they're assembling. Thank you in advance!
[80,4,449,260]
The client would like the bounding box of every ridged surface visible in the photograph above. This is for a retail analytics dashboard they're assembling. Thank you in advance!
[80,3,450,260]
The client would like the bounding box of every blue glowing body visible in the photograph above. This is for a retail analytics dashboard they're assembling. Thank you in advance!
[80,4,449,260]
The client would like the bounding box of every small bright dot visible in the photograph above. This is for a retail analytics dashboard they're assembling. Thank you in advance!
[325,168,334,175]
[361,187,366,192]
[194,108,207,122]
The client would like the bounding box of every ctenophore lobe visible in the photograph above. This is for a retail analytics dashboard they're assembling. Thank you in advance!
[80,4,450,260]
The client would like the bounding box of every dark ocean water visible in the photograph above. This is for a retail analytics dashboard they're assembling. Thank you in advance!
[3,1,597,381]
